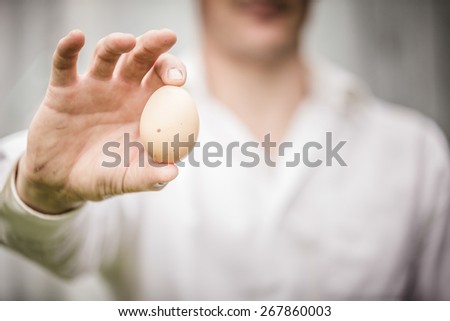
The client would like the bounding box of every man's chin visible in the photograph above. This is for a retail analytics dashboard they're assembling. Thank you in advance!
[230,42,297,63]
[237,33,296,58]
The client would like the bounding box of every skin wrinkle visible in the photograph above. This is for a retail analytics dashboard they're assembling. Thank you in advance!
[32,163,46,174]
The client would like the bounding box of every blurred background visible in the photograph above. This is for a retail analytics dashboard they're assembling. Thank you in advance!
[0,0,449,299]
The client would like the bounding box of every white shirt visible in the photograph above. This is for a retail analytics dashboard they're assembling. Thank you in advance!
[0,56,449,300]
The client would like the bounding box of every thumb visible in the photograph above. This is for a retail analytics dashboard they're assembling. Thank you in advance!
[122,161,179,193]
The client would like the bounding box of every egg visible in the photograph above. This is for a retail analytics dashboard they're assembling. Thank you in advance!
[139,85,199,164]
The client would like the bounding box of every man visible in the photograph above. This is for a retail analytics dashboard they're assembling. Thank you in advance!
[0,0,449,299]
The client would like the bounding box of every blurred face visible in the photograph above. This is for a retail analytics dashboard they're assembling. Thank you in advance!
[200,0,310,62]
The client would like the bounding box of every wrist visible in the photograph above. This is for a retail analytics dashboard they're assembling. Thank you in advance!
[16,156,84,214]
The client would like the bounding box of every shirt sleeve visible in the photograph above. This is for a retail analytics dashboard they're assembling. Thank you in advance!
[408,121,450,300]
[0,131,124,280]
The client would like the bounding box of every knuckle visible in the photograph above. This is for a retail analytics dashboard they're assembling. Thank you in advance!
[97,39,119,59]
[53,52,72,70]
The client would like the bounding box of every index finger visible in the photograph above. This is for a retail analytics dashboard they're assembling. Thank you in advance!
[50,30,85,87]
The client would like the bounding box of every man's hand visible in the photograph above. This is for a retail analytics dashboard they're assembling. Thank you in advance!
[16,29,186,214]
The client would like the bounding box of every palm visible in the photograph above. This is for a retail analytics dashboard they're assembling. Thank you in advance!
[38,78,150,199]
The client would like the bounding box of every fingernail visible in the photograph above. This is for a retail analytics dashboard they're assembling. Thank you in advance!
[167,68,183,80]
[152,182,168,189]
